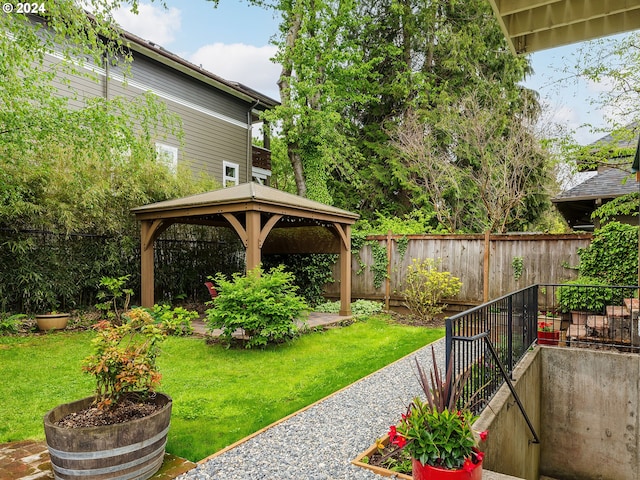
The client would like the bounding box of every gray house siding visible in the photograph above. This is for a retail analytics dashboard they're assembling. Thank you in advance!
[121,54,250,125]
[40,24,276,187]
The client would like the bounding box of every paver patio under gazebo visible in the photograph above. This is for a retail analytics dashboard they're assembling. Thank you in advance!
[131,182,359,315]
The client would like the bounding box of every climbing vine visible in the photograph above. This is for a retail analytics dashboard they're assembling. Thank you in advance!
[512,256,524,281]
[369,241,388,289]
[397,235,409,258]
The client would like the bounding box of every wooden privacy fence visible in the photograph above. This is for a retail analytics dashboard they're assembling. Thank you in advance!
[325,232,592,308]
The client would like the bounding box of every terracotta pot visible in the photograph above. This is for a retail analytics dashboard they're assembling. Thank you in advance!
[35,313,70,331]
[412,457,483,480]
[43,393,172,480]
[537,330,560,346]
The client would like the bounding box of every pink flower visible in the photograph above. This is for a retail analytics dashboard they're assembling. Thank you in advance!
[463,458,474,473]
[476,451,485,463]
[479,430,488,441]
[388,425,397,441]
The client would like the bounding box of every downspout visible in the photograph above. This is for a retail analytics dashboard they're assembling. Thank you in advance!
[246,100,261,183]
[103,53,109,100]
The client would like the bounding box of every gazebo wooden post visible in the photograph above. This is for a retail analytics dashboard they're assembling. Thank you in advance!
[140,220,155,308]
[339,224,352,316]
[245,210,261,271]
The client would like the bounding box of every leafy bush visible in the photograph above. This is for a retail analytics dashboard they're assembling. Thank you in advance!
[95,275,133,324]
[82,308,167,409]
[0,313,26,335]
[205,265,309,348]
[578,221,638,285]
[315,299,384,317]
[402,258,462,322]
[556,277,613,313]
[262,254,337,306]
[146,304,197,336]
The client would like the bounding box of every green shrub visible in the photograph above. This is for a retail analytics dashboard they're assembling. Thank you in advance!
[315,299,384,317]
[0,313,27,335]
[205,265,309,348]
[146,304,198,336]
[556,277,613,313]
[578,221,638,285]
[262,254,337,306]
[95,275,133,324]
[402,258,462,322]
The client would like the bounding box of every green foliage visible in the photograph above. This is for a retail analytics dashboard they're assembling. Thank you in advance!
[0,228,245,313]
[570,33,640,132]
[146,304,198,336]
[394,401,479,470]
[577,222,638,285]
[0,1,219,236]
[205,265,310,348]
[556,277,613,313]
[95,275,133,325]
[82,308,167,409]
[402,258,462,322]
[369,241,389,289]
[314,299,384,317]
[263,254,337,306]
[397,236,409,259]
[592,193,639,223]
[354,210,443,236]
[512,256,524,281]
[0,313,26,335]
[391,348,482,470]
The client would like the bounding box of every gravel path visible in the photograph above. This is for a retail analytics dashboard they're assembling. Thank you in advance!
[177,338,445,480]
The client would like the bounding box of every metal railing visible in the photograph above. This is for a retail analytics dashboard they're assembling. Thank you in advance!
[446,283,640,415]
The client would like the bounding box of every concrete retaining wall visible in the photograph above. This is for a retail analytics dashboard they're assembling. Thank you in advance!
[540,348,640,480]
[475,348,541,480]
[478,346,640,480]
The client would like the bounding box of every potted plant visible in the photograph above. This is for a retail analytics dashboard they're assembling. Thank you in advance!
[34,310,70,331]
[387,347,487,479]
[43,307,171,480]
[556,277,613,325]
[537,320,560,346]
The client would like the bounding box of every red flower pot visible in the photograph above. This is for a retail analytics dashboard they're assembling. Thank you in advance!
[412,457,483,480]
[537,330,560,346]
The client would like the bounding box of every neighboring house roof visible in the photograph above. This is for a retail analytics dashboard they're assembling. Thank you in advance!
[552,168,637,230]
[554,167,636,203]
[553,124,640,230]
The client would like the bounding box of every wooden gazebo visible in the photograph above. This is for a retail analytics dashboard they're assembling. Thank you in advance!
[131,182,359,315]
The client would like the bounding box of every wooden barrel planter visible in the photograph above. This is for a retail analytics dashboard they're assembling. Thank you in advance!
[43,393,172,480]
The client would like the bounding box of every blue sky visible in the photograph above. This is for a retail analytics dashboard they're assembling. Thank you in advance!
[113,1,631,146]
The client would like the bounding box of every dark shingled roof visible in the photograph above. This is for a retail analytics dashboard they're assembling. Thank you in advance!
[553,168,637,203]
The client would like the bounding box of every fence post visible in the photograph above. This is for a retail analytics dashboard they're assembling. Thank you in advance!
[385,230,392,311]
[483,230,490,302]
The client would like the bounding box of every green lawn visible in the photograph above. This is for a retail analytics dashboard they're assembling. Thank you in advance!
[0,315,443,461]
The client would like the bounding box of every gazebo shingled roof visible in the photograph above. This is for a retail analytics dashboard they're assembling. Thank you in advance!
[131,182,359,315]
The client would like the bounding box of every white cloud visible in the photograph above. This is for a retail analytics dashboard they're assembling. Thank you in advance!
[189,43,280,100]
[112,3,181,47]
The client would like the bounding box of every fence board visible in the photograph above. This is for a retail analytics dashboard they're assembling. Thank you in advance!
[326,233,592,306]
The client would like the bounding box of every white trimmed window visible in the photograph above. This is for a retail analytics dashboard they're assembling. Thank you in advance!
[223,161,239,187]
[252,167,271,185]
[155,143,178,174]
